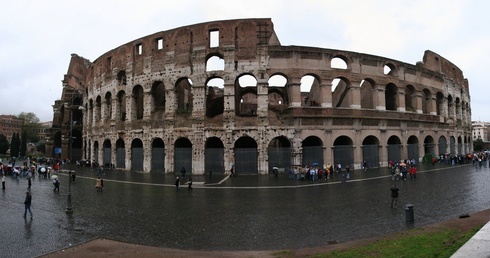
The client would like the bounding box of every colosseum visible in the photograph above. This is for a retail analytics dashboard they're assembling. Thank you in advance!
[47,18,472,174]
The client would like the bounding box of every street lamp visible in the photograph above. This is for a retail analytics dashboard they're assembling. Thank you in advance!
[66,169,74,214]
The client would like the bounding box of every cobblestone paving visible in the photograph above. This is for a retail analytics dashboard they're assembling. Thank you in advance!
[1,162,489,257]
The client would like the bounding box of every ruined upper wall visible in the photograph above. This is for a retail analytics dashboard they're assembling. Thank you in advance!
[421,50,465,87]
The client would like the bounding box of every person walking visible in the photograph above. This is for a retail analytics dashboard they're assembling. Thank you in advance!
[27,177,32,189]
[95,177,102,191]
[53,178,60,192]
[23,192,33,219]
[175,177,180,192]
[390,184,399,208]
[187,177,193,191]
[2,175,5,190]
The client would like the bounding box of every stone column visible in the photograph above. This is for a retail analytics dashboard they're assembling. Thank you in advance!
[320,82,332,108]
[375,86,386,110]
[286,77,302,107]
[256,80,268,117]
[415,92,423,114]
[397,90,406,112]
[349,81,361,109]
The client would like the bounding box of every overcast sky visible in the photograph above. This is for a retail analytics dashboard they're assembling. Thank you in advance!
[1,0,488,122]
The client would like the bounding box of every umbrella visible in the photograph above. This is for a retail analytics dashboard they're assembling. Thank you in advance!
[400,162,407,167]
[40,168,46,173]
[51,175,58,180]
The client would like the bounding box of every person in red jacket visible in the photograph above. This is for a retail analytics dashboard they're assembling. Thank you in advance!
[409,165,417,180]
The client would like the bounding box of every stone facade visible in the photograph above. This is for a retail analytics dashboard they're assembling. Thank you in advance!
[48,18,472,174]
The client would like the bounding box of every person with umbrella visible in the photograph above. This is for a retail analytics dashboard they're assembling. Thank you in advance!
[52,175,60,192]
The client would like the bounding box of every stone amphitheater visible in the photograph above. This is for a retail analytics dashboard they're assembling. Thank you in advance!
[47,18,472,174]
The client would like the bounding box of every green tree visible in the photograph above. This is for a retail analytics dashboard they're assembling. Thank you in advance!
[18,112,42,143]
[0,134,9,155]
[36,142,45,154]
[20,130,27,157]
[10,132,20,157]
[473,138,484,151]
[17,112,40,123]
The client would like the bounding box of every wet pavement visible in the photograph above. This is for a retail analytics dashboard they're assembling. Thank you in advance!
[1,161,490,257]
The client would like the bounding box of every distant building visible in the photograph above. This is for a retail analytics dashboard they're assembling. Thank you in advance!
[472,121,490,142]
[0,115,23,141]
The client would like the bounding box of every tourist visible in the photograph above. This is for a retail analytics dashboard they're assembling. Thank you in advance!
[23,192,33,219]
[390,184,399,208]
[175,177,180,192]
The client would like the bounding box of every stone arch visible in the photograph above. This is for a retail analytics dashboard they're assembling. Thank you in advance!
[360,79,376,109]
[116,138,125,168]
[407,135,419,161]
[387,135,401,163]
[175,77,193,113]
[131,138,144,171]
[206,53,225,71]
[384,62,398,76]
[457,135,463,154]
[438,136,447,155]
[268,74,288,106]
[362,135,380,168]
[332,77,351,108]
[117,90,127,121]
[424,135,436,159]
[331,55,349,70]
[151,81,165,118]
[205,137,225,174]
[333,136,354,168]
[234,136,258,174]
[174,137,192,174]
[449,136,456,155]
[236,74,258,116]
[206,77,224,118]
[151,138,165,172]
[268,136,291,173]
[104,92,112,122]
[103,139,112,167]
[132,85,144,120]
[95,95,102,122]
[93,140,99,164]
[302,136,323,168]
[300,74,321,107]
[405,85,416,112]
[385,83,398,111]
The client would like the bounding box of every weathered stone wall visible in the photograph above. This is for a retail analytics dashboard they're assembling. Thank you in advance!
[49,18,472,174]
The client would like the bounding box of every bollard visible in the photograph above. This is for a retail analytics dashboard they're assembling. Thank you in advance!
[405,204,414,223]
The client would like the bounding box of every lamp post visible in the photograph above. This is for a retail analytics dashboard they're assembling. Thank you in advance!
[66,169,73,214]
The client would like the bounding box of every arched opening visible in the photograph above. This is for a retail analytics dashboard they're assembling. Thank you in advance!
[268,136,291,174]
[205,137,225,174]
[117,91,127,121]
[385,83,398,111]
[103,139,112,168]
[302,136,323,168]
[362,136,380,168]
[424,136,436,159]
[384,63,398,76]
[450,136,456,155]
[175,78,193,113]
[301,75,321,107]
[151,138,165,173]
[331,56,348,69]
[93,141,99,164]
[436,92,445,116]
[104,92,112,122]
[407,136,419,161]
[236,74,257,116]
[174,138,192,174]
[333,136,354,168]
[268,74,288,108]
[360,79,376,109]
[206,54,225,71]
[152,81,166,119]
[206,77,224,118]
[422,89,431,114]
[131,139,144,171]
[234,136,258,174]
[438,136,447,156]
[332,77,350,108]
[387,136,401,163]
[132,85,144,120]
[116,139,125,168]
[405,85,416,112]
[95,96,102,122]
